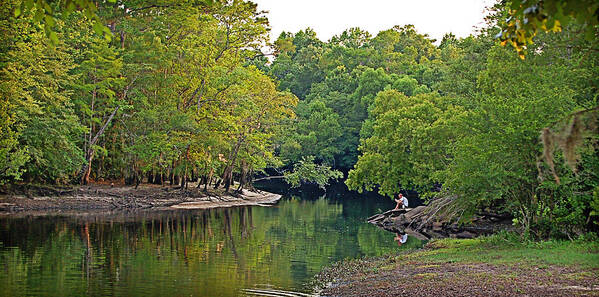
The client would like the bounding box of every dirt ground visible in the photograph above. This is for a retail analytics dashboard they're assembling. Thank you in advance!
[315,252,599,297]
[0,182,281,214]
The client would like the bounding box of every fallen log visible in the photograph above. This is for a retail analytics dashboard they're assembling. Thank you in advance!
[366,197,513,239]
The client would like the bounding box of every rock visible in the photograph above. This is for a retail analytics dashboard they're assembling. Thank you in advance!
[405,229,429,240]
[366,213,386,223]
[390,214,407,225]
[0,203,17,211]
[455,231,476,239]
[404,206,426,221]
[366,200,512,240]
[449,223,459,231]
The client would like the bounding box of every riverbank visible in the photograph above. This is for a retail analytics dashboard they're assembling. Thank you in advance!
[367,196,516,239]
[314,234,599,296]
[0,183,281,214]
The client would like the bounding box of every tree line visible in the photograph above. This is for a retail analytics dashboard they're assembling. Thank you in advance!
[1,0,597,237]
[264,3,598,237]
[1,0,300,192]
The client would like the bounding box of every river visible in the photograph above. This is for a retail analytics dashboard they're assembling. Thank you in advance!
[0,183,424,296]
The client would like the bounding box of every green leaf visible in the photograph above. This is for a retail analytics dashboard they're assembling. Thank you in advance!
[33,9,44,22]
[66,2,76,13]
[92,22,104,35]
[511,0,522,11]
[44,14,55,28]
[25,0,34,10]
[49,31,58,45]
[584,29,595,41]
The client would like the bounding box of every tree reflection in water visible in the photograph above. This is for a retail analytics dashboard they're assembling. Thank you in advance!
[0,195,423,296]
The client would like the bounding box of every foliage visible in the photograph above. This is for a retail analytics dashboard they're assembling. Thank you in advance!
[284,156,343,189]
[280,100,342,164]
[0,2,29,184]
[495,1,599,189]
[13,0,116,43]
[497,0,599,58]
[591,187,599,225]
[12,0,218,43]
[270,26,439,170]
[346,90,464,197]
[0,0,296,188]
[1,3,85,183]
[1,0,597,238]
[344,13,598,237]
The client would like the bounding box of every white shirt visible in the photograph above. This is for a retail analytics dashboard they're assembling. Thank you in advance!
[400,196,408,208]
[400,233,408,243]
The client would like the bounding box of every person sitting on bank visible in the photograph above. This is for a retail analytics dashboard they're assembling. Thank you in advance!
[394,233,408,246]
[394,193,408,210]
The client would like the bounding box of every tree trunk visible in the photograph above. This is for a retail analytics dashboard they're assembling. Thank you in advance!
[223,168,233,192]
[147,171,153,184]
[120,30,125,49]
[236,161,249,193]
[153,172,162,185]
[82,85,96,185]
[206,168,214,191]
[181,145,190,189]
[198,175,206,188]
[169,159,175,186]
[253,176,285,182]
[82,151,94,185]
[79,106,120,184]
[134,170,140,189]
[222,136,244,191]
[180,173,186,189]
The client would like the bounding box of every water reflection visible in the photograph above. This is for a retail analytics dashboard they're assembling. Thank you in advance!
[242,288,316,297]
[394,233,408,246]
[0,195,423,297]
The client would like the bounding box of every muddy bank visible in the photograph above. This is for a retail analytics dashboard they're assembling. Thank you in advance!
[314,242,599,297]
[0,183,281,215]
[316,258,598,297]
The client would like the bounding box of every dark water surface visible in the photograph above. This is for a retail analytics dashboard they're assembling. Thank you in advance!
[0,185,423,296]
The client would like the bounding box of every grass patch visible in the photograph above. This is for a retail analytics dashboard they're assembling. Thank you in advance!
[564,271,596,280]
[406,232,599,268]
[414,272,437,279]
[378,264,397,271]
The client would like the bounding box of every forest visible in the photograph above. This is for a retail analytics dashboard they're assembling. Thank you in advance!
[1,0,598,239]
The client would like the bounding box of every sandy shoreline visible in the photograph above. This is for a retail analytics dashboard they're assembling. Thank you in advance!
[0,183,282,216]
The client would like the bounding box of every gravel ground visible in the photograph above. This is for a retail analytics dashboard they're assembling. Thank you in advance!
[315,250,599,297]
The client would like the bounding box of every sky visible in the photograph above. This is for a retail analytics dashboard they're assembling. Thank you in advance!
[252,0,497,43]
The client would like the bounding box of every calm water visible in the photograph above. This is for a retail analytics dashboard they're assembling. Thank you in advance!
[0,186,423,296]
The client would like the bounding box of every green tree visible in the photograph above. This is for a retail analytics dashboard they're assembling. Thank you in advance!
[497,0,599,58]
[1,4,85,183]
[284,156,343,188]
[280,100,341,165]
[67,17,124,184]
[347,90,464,197]
[0,1,29,184]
